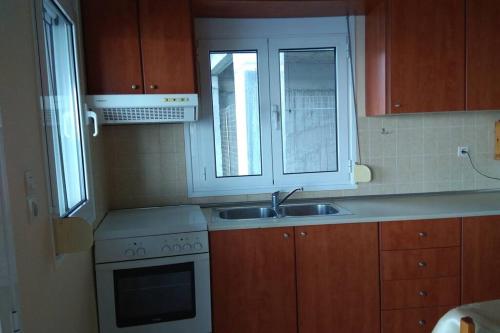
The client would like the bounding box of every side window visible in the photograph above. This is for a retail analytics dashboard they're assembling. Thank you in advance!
[36,0,95,221]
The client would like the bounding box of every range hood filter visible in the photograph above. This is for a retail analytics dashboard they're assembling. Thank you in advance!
[86,94,198,125]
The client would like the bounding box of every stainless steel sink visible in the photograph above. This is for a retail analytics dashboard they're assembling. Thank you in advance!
[280,204,339,217]
[217,203,346,220]
[218,207,277,220]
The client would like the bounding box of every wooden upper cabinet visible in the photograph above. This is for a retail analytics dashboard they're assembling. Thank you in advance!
[210,228,297,333]
[81,0,143,94]
[295,223,380,333]
[466,0,500,110]
[139,0,196,94]
[462,216,500,303]
[389,0,465,114]
[81,0,196,95]
[366,0,466,115]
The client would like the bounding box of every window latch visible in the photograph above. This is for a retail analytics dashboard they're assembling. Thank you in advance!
[272,104,281,130]
[11,310,21,333]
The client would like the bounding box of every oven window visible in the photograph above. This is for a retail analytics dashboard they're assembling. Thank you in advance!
[113,262,196,327]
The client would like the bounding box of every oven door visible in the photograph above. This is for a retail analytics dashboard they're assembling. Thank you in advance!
[95,253,211,333]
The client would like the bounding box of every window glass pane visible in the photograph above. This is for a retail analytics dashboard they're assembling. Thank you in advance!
[210,51,262,177]
[42,1,86,216]
[279,48,338,174]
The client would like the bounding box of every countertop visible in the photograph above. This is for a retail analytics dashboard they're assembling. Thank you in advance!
[207,190,500,231]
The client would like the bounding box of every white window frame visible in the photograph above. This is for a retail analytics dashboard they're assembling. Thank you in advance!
[268,36,352,188]
[188,38,274,196]
[186,17,357,197]
[33,0,95,223]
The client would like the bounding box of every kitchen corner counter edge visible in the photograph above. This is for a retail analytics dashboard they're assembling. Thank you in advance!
[206,190,500,231]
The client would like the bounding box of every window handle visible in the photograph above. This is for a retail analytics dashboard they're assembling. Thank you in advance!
[86,109,99,137]
[272,104,281,130]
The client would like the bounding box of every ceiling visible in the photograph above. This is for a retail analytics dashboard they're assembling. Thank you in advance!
[191,0,373,18]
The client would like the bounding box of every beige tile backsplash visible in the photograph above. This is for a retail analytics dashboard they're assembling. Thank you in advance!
[103,111,500,209]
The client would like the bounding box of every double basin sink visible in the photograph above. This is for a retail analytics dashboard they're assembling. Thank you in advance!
[218,203,347,220]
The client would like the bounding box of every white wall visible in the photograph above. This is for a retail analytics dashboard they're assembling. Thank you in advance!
[0,0,102,332]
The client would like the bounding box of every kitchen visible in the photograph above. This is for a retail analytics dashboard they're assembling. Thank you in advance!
[1,0,500,333]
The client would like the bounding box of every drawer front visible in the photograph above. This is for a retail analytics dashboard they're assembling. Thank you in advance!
[382,277,460,310]
[381,218,461,250]
[382,306,452,333]
[381,247,460,280]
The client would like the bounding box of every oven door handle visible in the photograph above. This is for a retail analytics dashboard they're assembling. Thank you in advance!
[95,252,209,271]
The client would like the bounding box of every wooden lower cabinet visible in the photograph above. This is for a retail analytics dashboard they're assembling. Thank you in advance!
[463,215,500,303]
[382,307,452,333]
[209,215,500,332]
[295,223,380,333]
[380,218,462,333]
[210,227,297,333]
[210,223,380,333]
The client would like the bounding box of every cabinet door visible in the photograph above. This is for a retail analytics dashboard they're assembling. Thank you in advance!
[466,0,500,110]
[210,228,297,333]
[463,216,500,303]
[139,0,196,94]
[81,0,143,94]
[389,0,465,113]
[295,223,380,333]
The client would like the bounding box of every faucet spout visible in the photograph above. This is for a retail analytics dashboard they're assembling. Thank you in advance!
[278,187,304,206]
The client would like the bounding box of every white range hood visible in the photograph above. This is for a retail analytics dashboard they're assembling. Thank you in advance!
[86,94,198,125]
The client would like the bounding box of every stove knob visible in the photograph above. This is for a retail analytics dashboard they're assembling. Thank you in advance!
[162,245,172,252]
[183,243,192,251]
[124,249,135,257]
[136,247,146,256]
[194,242,203,250]
[173,244,182,251]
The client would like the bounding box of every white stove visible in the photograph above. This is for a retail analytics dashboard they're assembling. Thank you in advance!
[94,205,212,333]
[95,205,208,241]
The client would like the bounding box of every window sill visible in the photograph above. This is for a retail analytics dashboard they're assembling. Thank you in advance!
[188,182,357,198]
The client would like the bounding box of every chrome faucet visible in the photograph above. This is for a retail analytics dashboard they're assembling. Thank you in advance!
[271,187,304,211]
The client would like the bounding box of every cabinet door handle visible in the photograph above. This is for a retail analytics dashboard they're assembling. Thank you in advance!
[299,231,307,238]
[418,231,428,238]
[394,103,401,108]
[418,290,428,297]
[149,84,158,90]
[418,261,427,268]
[283,233,289,239]
[418,319,427,327]
[131,84,139,90]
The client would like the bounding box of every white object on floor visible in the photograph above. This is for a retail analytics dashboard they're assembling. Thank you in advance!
[432,300,500,333]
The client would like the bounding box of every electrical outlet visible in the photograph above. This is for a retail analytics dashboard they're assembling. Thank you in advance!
[458,146,469,157]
